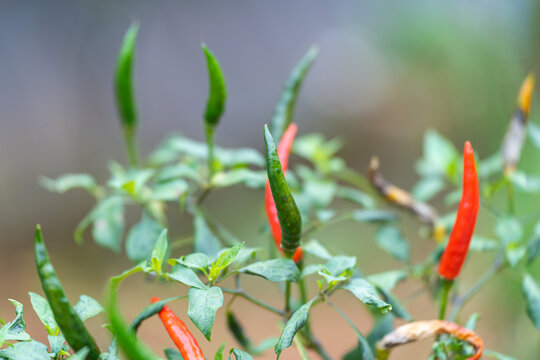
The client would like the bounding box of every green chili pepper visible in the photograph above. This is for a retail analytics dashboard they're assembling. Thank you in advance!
[202,44,227,177]
[270,45,318,142]
[115,22,140,168]
[264,125,302,257]
[34,225,101,360]
[226,310,253,351]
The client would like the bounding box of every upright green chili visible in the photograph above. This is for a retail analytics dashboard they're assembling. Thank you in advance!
[202,44,227,177]
[264,125,302,257]
[115,22,140,168]
[34,225,101,359]
[270,45,318,142]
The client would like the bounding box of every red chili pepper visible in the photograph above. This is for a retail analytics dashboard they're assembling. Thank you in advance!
[265,123,303,263]
[438,141,479,280]
[151,297,204,360]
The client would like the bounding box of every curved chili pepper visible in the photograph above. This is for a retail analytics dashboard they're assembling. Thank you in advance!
[377,320,483,360]
[265,123,303,262]
[34,225,101,360]
[151,297,204,360]
[502,72,535,175]
[264,124,303,259]
[438,141,479,280]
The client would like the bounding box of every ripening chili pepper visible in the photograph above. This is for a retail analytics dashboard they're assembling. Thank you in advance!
[34,225,101,360]
[265,123,303,262]
[264,124,302,259]
[377,320,483,360]
[438,141,479,280]
[151,297,204,360]
[502,72,535,175]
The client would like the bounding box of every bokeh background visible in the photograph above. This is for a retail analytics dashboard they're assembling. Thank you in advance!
[1,0,540,359]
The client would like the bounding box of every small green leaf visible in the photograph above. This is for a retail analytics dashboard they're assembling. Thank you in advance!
[202,44,227,128]
[74,295,104,322]
[275,299,315,358]
[325,256,356,276]
[194,212,222,258]
[469,236,498,252]
[67,347,90,359]
[465,313,480,330]
[375,226,409,262]
[188,287,224,340]
[209,243,244,281]
[270,45,318,142]
[115,22,139,130]
[29,292,58,334]
[0,340,51,360]
[168,265,206,289]
[495,217,523,245]
[418,129,459,178]
[151,180,189,201]
[411,177,445,202]
[238,258,300,282]
[343,279,391,313]
[367,270,407,291]
[302,239,332,260]
[214,343,226,360]
[150,229,169,274]
[171,253,210,272]
[522,274,540,330]
[212,169,266,189]
[126,214,164,263]
[164,348,183,360]
[351,210,397,223]
[506,245,526,267]
[131,296,184,332]
[39,174,98,195]
[229,348,254,360]
[3,299,30,342]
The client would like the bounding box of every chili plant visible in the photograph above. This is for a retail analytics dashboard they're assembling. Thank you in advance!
[1,22,540,360]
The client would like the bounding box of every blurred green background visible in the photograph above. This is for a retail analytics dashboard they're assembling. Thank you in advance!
[1,0,540,359]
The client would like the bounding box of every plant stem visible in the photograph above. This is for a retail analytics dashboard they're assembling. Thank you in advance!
[506,179,515,216]
[123,127,139,168]
[327,301,361,335]
[449,256,504,322]
[205,124,216,178]
[221,288,284,316]
[293,334,311,360]
[285,281,292,316]
[438,279,453,320]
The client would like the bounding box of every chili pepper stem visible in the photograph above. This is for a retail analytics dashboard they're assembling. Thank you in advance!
[220,288,284,316]
[123,127,140,168]
[438,278,453,320]
[285,281,292,316]
[205,124,216,178]
[298,269,308,305]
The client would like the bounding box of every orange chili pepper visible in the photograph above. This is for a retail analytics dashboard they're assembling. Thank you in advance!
[438,141,479,280]
[151,297,204,360]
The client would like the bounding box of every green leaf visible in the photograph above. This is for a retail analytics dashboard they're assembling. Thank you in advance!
[367,270,407,291]
[302,239,332,260]
[74,295,104,322]
[67,347,90,359]
[325,256,356,276]
[229,348,254,360]
[351,210,397,223]
[74,196,125,250]
[336,186,375,209]
[270,45,318,142]
[509,171,540,193]
[411,177,445,202]
[214,343,226,360]
[343,334,374,360]
[376,287,412,321]
[202,44,227,128]
[375,226,409,262]
[151,180,189,201]
[238,258,300,282]
[29,292,58,334]
[115,22,139,130]
[164,348,183,360]
[343,279,391,313]
[131,296,184,332]
[171,253,210,272]
[527,221,540,264]
[506,244,526,267]
[39,174,98,194]
[48,334,67,356]
[495,217,523,245]
[418,129,459,178]
[168,265,206,289]
[209,243,244,281]
[212,169,266,189]
[187,287,224,340]
[478,151,503,179]
[194,212,222,258]
[0,340,51,360]
[522,274,540,330]
[469,236,498,252]
[465,313,480,330]
[3,299,30,342]
[304,179,337,208]
[275,299,315,358]
[126,214,164,263]
[150,229,168,274]
[155,162,203,183]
